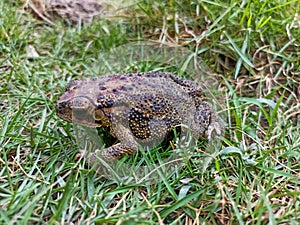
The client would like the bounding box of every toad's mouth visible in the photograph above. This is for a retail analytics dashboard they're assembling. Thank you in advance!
[56,96,102,127]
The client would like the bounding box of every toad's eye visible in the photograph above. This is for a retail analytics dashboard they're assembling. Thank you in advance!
[94,109,105,120]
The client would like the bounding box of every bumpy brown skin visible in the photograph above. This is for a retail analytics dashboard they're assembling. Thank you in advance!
[56,72,223,162]
[47,0,103,24]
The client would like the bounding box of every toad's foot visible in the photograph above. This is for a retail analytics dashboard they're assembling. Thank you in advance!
[206,114,225,141]
[78,143,138,163]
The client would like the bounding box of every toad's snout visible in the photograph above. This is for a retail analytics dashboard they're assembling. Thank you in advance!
[56,96,94,118]
[56,96,103,127]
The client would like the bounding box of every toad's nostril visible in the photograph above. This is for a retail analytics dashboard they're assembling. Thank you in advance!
[56,104,65,112]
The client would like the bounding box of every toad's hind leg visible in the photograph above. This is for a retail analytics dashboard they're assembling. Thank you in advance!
[193,102,224,140]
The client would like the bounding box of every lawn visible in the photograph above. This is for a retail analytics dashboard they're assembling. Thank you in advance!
[0,0,299,224]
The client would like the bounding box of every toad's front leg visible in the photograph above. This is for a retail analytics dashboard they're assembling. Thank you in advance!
[80,123,139,163]
[85,142,138,163]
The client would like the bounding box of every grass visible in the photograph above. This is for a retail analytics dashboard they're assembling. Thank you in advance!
[1,0,299,224]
